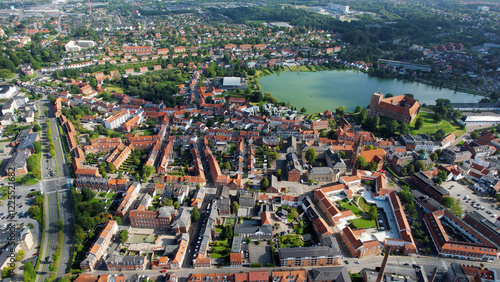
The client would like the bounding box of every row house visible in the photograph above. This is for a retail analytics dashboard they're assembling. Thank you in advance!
[424,210,498,261]
[279,246,341,267]
[110,144,132,170]
[385,191,417,255]
[105,255,146,271]
[158,139,174,174]
[104,109,132,129]
[115,184,140,217]
[80,220,118,272]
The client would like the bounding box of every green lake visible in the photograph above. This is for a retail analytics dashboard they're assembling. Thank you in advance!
[258,70,481,113]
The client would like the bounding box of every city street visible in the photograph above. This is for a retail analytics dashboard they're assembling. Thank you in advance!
[31,99,74,281]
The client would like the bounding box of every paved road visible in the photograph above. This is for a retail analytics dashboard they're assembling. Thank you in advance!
[88,252,499,279]
[36,99,74,281]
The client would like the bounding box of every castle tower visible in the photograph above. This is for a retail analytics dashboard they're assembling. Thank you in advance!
[370,92,384,107]
[368,92,384,117]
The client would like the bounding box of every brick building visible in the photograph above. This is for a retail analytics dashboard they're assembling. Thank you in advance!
[279,246,341,267]
[424,210,498,261]
[410,171,449,202]
[368,92,420,124]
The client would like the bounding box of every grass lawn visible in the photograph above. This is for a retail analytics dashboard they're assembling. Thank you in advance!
[106,193,115,199]
[128,234,156,244]
[211,252,229,259]
[289,65,299,71]
[279,235,304,248]
[215,227,222,233]
[409,111,465,137]
[246,20,266,24]
[106,86,124,93]
[211,246,226,252]
[0,186,7,200]
[98,192,107,197]
[88,198,100,205]
[15,176,39,185]
[224,218,236,226]
[298,65,310,71]
[356,196,372,213]
[349,218,376,229]
[340,202,363,217]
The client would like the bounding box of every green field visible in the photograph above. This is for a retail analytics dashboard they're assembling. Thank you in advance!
[340,202,363,217]
[410,111,465,137]
[224,218,236,226]
[298,65,310,71]
[106,86,124,93]
[349,218,376,229]
[246,20,267,24]
[279,235,304,248]
[128,234,156,244]
[289,66,299,71]
[355,196,372,213]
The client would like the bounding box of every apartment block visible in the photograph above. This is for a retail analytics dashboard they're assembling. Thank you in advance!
[80,220,118,272]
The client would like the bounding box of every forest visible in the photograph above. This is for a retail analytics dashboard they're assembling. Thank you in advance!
[214,4,486,47]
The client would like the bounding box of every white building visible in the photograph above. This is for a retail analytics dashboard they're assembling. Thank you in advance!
[65,40,96,52]
[77,40,96,48]
[327,3,349,13]
[0,85,16,99]
[104,109,132,129]
[460,116,500,126]
[1,96,29,115]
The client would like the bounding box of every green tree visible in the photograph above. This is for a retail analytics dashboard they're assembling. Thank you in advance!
[275,169,281,178]
[356,156,368,169]
[33,123,41,132]
[470,131,479,139]
[442,196,454,208]
[192,207,200,221]
[354,106,362,113]
[261,177,269,188]
[0,69,12,78]
[430,152,438,162]
[387,120,399,136]
[107,162,116,173]
[305,148,317,163]
[223,162,231,170]
[414,117,424,130]
[142,165,156,178]
[16,250,24,261]
[414,160,425,172]
[57,219,64,231]
[300,107,307,113]
[268,151,278,162]
[399,123,410,136]
[450,199,463,217]
[33,141,42,154]
[339,151,346,159]
[231,201,239,214]
[1,266,12,278]
[23,261,36,282]
[120,230,129,243]
[335,106,345,116]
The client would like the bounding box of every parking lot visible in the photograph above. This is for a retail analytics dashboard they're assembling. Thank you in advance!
[441,181,499,219]
[248,241,272,265]
[0,184,42,269]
